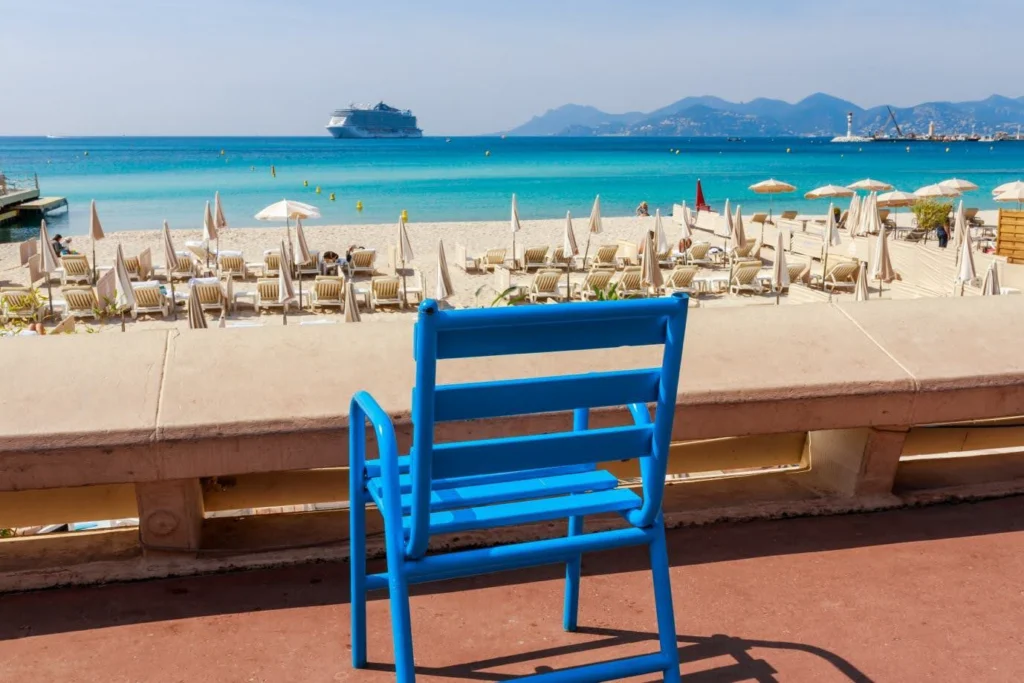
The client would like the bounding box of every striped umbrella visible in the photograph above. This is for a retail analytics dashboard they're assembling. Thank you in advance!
[397,215,414,306]
[581,195,602,269]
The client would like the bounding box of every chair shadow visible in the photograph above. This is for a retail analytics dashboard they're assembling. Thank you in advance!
[362,626,872,682]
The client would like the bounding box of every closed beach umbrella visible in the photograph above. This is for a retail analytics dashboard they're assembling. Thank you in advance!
[214,191,228,230]
[731,204,746,249]
[582,195,602,267]
[940,178,978,193]
[562,211,579,296]
[510,194,522,266]
[653,208,669,255]
[870,222,895,297]
[992,180,1024,197]
[721,198,733,240]
[203,201,217,265]
[995,186,1024,209]
[396,214,414,305]
[162,220,179,320]
[952,200,968,258]
[855,261,870,302]
[679,200,693,242]
[860,192,883,236]
[278,239,296,323]
[187,284,207,329]
[749,178,795,225]
[695,179,710,212]
[914,183,960,199]
[846,194,861,235]
[772,229,789,302]
[435,239,453,300]
[955,216,976,295]
[294,218,312,310]
[344,280,362,322]
[89,200,105,283]
[982,261,1001,296]
[39,219,60,315]
[640,229,663,293]
[114,243,136,329]
[848,178,893,192]
[805,184,854,200]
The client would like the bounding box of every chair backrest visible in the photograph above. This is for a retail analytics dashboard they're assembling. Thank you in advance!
[878,209,890,220]
[352,250,376,268]
[533,270,561,293]
[134,286,163,308]
[524,246,548,263]
[315,278,342,300]
[194,283,223,304]
[668,266,698,288]
[965,208,978,218]
[550,245,568,263]
[485,248,506,265]
[124,256,141,276]
[61,255,90,276]
[618,267,643,291]
[595,244,618,264]
[264,252,281,273]
[1,290,33,311]
[751,213,768,223]
[687,242,711,259]
[827,261,858,282]
[733,263,762,285]
[64,288,97,311]
[219,254,244,273]
[373,277,401,300]
[781,211,798,220]
[402,295,690,558]
[256,279,279,301]
[582,269,614,293]
[786,263,808,282]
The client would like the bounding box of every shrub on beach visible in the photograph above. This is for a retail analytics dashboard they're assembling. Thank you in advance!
[912,199,954,232]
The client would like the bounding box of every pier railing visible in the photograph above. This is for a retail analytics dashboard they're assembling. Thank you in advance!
[2,297,1024,591]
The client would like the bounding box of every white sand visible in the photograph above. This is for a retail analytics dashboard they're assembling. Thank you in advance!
[0,209,1005,334]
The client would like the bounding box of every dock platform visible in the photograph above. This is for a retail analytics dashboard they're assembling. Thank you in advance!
[0,191,68,226]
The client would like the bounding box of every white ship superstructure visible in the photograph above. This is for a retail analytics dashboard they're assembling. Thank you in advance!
[326,102,422,139]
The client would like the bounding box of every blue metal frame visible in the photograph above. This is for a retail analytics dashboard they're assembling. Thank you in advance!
[350,294,689,682]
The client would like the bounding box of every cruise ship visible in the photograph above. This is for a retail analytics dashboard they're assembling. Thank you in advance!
[325,102,422,139]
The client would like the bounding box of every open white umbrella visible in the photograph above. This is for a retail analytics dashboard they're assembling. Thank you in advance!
[995,186,1024,209]
[396,215,414,306]
[877,190,917,235]
[294,218,312,310]
[854,261,870,302]
[255,199,321,252]
[187,284,207,330]
[203,201,217,267]
[89,200,104,283]
[955,215,976,295]
[982,261,1001,296]
[435,240,453,300]
[939,178,978,193]
[992,180,1024,197]
[581,195,602,268]
[562,211,579,296]
[39,219,60,316]
[749,178,795,226]
[344,279,362,322]
[805,184,854,200]
[278,239,297,324]
[653,208,669,255]
[162,220,179,320]
[640,229,663,294]
[870,221,895,298]
[772,229,789,304]
[510,194,522,268]
[915,184,960,199]
[848,178,893,192]
[114,243,136,330]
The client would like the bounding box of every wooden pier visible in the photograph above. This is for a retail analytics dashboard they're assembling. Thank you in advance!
[0,188,68,226]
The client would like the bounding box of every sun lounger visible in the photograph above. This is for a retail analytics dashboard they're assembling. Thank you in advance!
[262,250,282,278]
[217,253,252,280]
[729,263,769,295]
[310,275,344,311]
[296,250,321,278]
[683,241,714,267]
[131,282,170,318]
[475,248,507,273]
[59,255,92,286]
[615,266,647,299]
[398,271,425,306]
[573,268,614,301]
[349,249,377,277]
[164,250,195,281]
[545,245,574,270]
[528,269,565,303]
[780,210,798,221]
[370,276,403,310]
[729,240,761,264]
[661,265,699,295]
[254,279,295,314]
[62,287,100,320]
[521,246,549,272]
[192,280,226,314]
[587,244,619,270]
[0,289,45,323]
[811,260,860,293]
[750,213,769,228]
[657,247,675,269]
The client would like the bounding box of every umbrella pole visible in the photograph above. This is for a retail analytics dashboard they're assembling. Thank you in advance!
[46,278,53,318]
[169,278,177,321]
[512,234,516,271]
[92,241,97,284]
[298,271,303,312]
[400,259,408,309]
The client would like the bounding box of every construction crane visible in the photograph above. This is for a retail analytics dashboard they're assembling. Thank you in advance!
[887,106,904,139]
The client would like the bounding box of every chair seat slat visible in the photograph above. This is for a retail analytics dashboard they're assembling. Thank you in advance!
[432,369,660,422]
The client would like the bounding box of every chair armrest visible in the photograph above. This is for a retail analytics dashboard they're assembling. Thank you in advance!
[349,391,402,518]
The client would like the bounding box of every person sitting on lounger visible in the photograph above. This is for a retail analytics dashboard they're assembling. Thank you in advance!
[52,234,73,256]
[635,201,650,217]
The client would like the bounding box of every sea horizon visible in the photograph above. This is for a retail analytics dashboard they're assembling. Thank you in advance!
[2,135,1021,241]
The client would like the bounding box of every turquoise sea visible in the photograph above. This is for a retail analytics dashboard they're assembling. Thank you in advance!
[1,136,1022,240]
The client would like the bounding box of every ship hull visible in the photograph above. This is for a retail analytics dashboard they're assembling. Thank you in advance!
[326,125,423,139]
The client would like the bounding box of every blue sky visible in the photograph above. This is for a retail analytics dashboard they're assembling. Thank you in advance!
[3,0,1018,136]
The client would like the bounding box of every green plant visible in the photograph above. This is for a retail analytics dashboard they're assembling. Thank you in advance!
[911,199,953,232]
[490,286,527,307]
[588,282,621,301]
[1,528,13,538]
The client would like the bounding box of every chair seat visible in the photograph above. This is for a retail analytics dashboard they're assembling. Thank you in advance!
[365,468,637,536]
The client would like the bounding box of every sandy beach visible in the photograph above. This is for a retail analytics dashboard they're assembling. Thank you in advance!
[0,208,1008,334]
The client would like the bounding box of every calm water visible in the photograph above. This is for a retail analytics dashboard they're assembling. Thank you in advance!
[1,136,1022,239]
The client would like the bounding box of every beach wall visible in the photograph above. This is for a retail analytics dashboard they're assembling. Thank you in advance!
[2,297,1024,591]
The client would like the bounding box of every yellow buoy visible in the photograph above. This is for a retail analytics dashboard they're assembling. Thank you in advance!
[303,180,308,187]
[329,192,336,201]
[401,209,409,221]
[315,186,321,194]
[220,149,225,156]
[356,201,363,211]
[786,148,791,153]
[485,150,491,157]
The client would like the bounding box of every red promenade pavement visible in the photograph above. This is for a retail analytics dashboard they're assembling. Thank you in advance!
[2,497,1023,682]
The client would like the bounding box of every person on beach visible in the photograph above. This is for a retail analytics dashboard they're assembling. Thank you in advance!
[635,201,650,217]
[51,234,72,255]
[936,217,949,248]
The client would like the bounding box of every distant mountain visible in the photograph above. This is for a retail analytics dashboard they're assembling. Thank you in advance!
[502,93,1024,137]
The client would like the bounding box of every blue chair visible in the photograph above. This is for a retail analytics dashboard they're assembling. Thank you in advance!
[349,294,689,682]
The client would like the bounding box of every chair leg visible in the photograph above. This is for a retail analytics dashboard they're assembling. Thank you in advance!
[349,472,367,669]
[386,559,416,683]
[649,516,681,683]
[563,515,584,632]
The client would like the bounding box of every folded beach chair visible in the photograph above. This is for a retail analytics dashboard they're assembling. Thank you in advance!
[729,262,769,295]
[661,265,700,295]
[131,281,170,318]
[528,269,565,303]
[191,279,226,314]
[574,268,614,301]
[522,246,549,272]
[476,248,507,272]
[587,244,619,270]
[545,245,574,271]
[813,260,860,293]
[254,279,295,314]
[683,241,714,267]
[62,287,101,320]
[0,289,45,323]
[615,266,647,299]
[310,275,344,311]
[348,295,690,683]
[60,255,92,286]
[370,276,403,310]
[217,252,251,280]
[349,249,377,277]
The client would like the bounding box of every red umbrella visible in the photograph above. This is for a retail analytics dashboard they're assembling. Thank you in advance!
[695,179,711,213]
